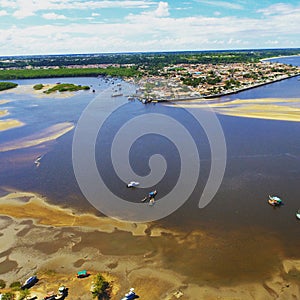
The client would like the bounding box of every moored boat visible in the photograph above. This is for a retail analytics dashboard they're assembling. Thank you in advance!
[268,195,283,206]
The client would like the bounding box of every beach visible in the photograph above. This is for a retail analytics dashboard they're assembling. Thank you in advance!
[0,191,300,299]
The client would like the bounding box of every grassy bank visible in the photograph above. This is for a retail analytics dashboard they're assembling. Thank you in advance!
[0,81,18,91]
[0,66,139,80]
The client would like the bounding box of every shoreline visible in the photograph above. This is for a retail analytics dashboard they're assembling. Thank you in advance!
[0,191,299,299]
[260,54,300,62]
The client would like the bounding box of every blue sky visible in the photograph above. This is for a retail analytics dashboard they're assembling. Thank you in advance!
[0,0,299,55]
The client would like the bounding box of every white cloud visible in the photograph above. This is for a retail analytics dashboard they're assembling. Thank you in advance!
[42,13,67,20]
[0,2,300,55]
[92,13,100,17]
[155,1,169,17]
[0,10,8,16]
[257,3,297,16]
[198,0,244,10]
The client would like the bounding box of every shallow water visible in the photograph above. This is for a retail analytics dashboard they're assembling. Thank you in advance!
[0,59,299,283]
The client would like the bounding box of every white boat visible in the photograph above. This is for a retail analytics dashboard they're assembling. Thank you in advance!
[127,181,139,188]
[296,209,300,220]
[112,92,123,97]
[121,288,136,300]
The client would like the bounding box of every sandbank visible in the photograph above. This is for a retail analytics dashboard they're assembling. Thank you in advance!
[0,122,74,152]
[171,98,300,122]
[0,191,299,299]
[0,84,82,98]
[0,100,11,105]
[0,119,24,132]
[0,109,8,117]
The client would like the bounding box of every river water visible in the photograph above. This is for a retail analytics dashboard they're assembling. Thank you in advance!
[0,57,299,284]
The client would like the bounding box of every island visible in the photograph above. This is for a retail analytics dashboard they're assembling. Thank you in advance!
[0,82,18,91]
[35,83,90,94]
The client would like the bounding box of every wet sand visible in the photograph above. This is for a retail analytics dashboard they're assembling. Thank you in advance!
[0,119,25,132]
[171,98,300,122]
[0,99,25,131]
[0,191,299,299]
[0,122,74,152]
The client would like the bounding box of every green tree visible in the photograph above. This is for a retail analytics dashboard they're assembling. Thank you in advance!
[91,273,110,299]
[0,82,18,91]
[9,282,21,291]
[1,292,15,300]
[33,83,44,90]
[18,289,30,300]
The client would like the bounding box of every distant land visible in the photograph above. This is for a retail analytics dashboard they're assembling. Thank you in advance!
[1,48,300,69]
[0,48,299,99]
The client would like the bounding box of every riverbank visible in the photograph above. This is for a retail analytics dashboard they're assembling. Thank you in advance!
[0,191,299,299]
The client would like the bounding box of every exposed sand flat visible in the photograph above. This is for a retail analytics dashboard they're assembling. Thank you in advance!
[0,84,77,98]
[0,191,149,236]
[171,98,300,122]
[0,191,299,299]
[0,99,11,105]
[0,109,8,117]
[0,121,74,152]
[0,118,24,132]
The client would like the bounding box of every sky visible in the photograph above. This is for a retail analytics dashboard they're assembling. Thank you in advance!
[0,0,299,56]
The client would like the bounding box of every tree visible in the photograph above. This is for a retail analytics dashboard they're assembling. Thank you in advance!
[91,273,110,299]
[1,292,15,300]
[18,289,30,300]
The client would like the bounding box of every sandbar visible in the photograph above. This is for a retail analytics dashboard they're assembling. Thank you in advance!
[0,119,24,132]
[0,191,299,299]
[0,122,74,152]
[172,98,300,122]
[0,84,83,98]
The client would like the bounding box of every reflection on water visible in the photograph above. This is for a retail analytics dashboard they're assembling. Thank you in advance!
[0,64,300,283]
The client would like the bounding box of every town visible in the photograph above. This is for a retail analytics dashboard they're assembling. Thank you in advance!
[135,60,300,102]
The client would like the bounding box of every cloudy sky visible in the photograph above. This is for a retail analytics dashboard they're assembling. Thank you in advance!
[0,0,299,55]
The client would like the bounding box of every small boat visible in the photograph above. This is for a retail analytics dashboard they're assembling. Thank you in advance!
[127,181,139,188]
[76,270,90,278]
[21,276,38,289]
[34,156,42,167]
[121,288,136,300]
[296,209,300,220]
[268,195,283,206]
[112,92,123,97]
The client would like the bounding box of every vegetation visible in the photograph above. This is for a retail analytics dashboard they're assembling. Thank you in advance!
[17,289,30,300]
[0,49,299,70]
[0,278,6,288]
[9,282,21,291]
[0,81,18,91]
[0,66,140,80]
[0,292,15,300]
[33,83,44,90]
[91,273,110,299]
[43,83,90,94]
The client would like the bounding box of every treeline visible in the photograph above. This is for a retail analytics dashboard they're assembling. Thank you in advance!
[0,48,299,69]
[0,81,18,91]
[0,66,139,80]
